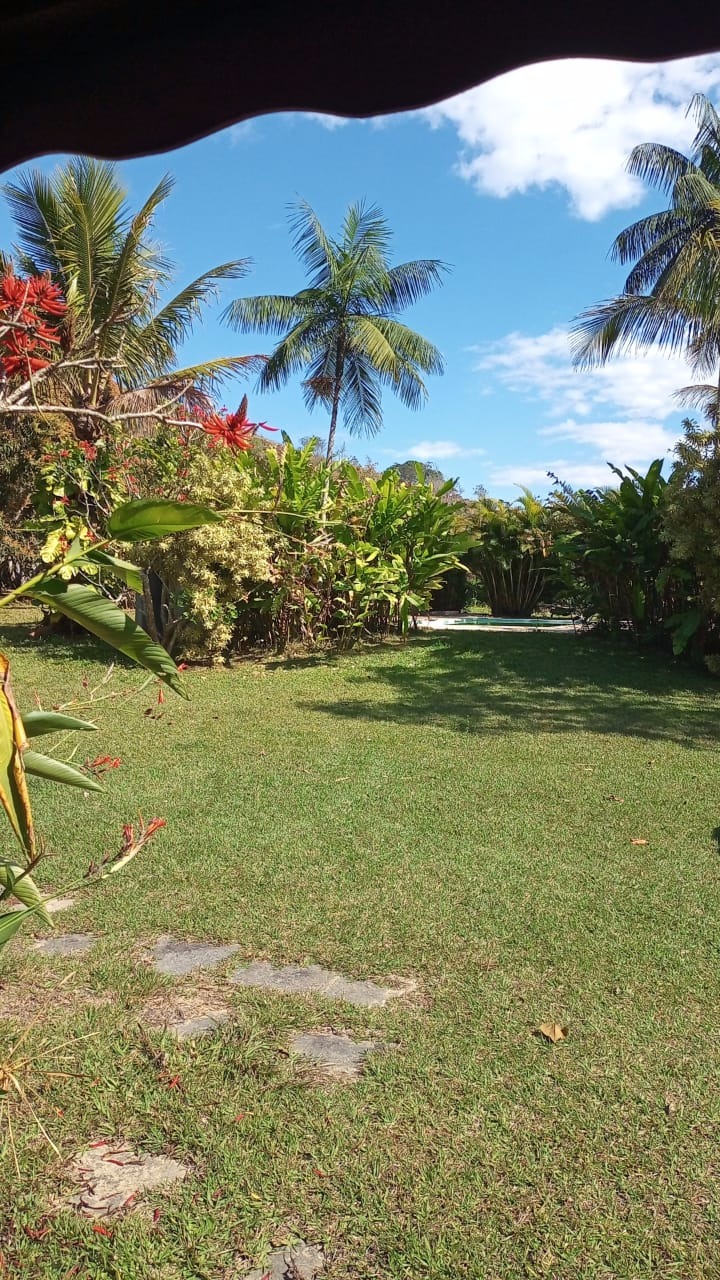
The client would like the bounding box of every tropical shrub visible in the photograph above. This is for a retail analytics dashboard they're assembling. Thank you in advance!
[550,460,691,638]
[232,448,469,650]
[663,419,720,667]
[141,436,275,658]
[465,489,556,616]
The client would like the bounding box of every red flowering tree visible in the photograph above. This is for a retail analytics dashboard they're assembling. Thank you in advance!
[0,271,67,382]
[198,394,277,450]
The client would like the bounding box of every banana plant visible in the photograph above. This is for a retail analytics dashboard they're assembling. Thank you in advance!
[0,497,221,950]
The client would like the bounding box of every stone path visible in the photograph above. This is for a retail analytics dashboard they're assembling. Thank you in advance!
[230,960,414,1008]
[290,1031,382,1080]
[32,933,95,958]
[240,1242,325,1280]
[24,933,415,1232]
[150,936,239,976]
[66,1140,189,1217]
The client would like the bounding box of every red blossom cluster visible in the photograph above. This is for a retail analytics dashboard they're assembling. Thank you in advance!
[0,271,66,379]
[87,753,122,774]
[199,394,277,450]
[120,815,166,850]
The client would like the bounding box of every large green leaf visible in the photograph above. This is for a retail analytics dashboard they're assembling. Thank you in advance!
[0,908,30,950]
[22,711,98,738]
[0,864,52,927]
[28,582,186,696]
[82,549,144,591]
[0,652,34,855]
[107,498,221,542]
[23,749,103,793]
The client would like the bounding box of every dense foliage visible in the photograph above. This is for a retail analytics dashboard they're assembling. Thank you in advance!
[464,489,557,617]
[143,440,469,655]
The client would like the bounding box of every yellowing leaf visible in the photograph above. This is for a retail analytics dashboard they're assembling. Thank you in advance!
[0,651,35,855]
[0,865,52,927]
[534,1022,568,1044]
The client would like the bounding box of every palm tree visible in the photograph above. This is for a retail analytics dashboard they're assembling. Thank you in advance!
[2,158,261,439]
[571,93,720,427]
[223,199,447,465]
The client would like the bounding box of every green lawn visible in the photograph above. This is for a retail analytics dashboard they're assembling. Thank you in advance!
[2,610,720,1279]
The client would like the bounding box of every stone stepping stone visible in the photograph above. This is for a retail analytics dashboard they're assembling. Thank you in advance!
[290,1030,382,1080]
[229,961,413,1008]
[150,936,239,977]
[66,1140,189,1217]
[240,1242,324,1280]
[168,1012,229,1040]
[32,933,95,958]
[140,992,231,1040]
[44,896,76,915]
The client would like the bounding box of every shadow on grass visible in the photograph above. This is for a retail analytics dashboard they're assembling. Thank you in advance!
[297,632,720,745]
[0,607,134,667]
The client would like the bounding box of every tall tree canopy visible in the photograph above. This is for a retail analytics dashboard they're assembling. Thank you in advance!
[1,158,261,439]
[572,94,720,424]
[223,199,447,463]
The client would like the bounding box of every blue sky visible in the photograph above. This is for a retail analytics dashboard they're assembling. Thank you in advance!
[4,55,720,497]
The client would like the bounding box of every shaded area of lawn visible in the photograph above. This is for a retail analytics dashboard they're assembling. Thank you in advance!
[298,631,720,744]
[2,613,720,1278]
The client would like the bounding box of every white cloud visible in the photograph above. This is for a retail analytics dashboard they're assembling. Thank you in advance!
[539,418,677,460]
[302,112,349,130]
[474,327,694,422]
[489,460,627,490]
[228,120,257,145]
[385,439,486,461]
[423,55,720,219]
[477,325,692,492]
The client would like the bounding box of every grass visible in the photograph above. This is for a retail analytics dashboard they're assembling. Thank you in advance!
[2,607,720,1278]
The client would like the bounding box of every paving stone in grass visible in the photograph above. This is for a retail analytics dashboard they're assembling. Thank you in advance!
[32,933,95,957]
[150,935,239,977]
[229,960,413,1008]
[44,896,76,915]
[66,1140,189,1217]
[240,1242,325,1280]
[170,1012,229,1040]
[290,1030,383,1080]
[140,991,231,1040]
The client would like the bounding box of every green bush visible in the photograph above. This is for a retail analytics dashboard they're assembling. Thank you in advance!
[141,442,275,658]
[465,489,556,616]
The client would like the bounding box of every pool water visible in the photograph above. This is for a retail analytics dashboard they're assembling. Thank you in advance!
[450,616,572,628]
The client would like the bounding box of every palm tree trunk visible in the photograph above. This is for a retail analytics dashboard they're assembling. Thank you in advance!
[321,342,345,521]
[324,343,345,466]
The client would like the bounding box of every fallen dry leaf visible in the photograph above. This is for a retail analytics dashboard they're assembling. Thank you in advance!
[534,1022,568,1044]
[631,838,649,846]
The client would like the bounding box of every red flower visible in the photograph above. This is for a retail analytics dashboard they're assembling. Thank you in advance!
[199,394,278,450]
[78,441,98,461]
[88,754,122,775]
[26,275,67,316]
[0,271,66,383]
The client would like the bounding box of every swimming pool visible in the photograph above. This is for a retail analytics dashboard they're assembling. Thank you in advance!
[449,616,573,628]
